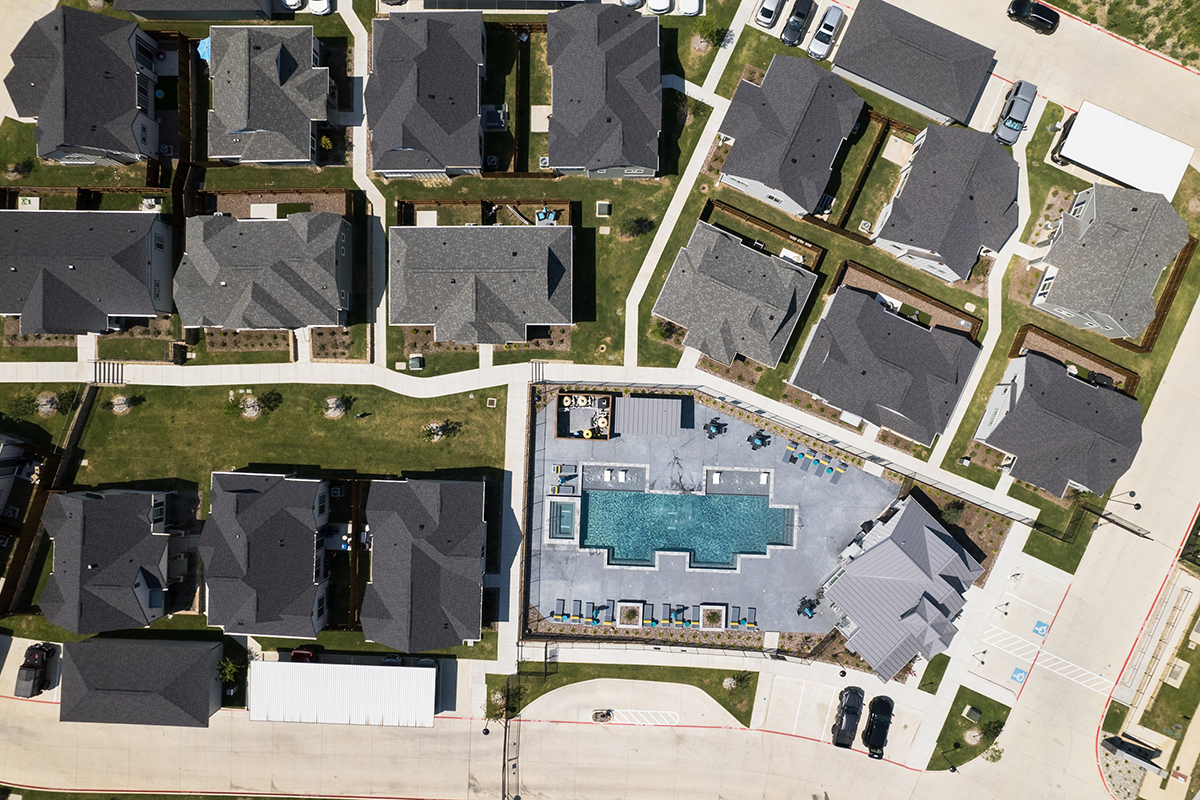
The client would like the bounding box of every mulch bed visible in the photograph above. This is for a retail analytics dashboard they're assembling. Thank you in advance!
[204,328,290,352]
[526,608,766,650]
[901,479,1015,587]
[962,440,1007,472]
[1009,257,1039,304]
[698,355,764,391]
[1026,186,1077,245]
[738,63,765,88]
[875,428,930,460]
[647,317,687,351]
[961,255,993,299]
[1016,327,1138,392]
[703,135,732,179]
[780,385,865,433]
[500,325,572,353]
[403,328,478,355]
[310,327,357,361]
[98,314,175,341]
[839,262,981,337]
[3,316,77,347]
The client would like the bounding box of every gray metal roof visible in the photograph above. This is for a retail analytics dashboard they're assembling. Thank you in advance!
[389,225,573,344]
[39,491,169,635]
[878,126,1019,280]
[652,221,817,367]
[825,496,982,682]
[60,639,221,727]
[1042,185,1190,338]
[198,472,324,638]
[174,212,348,329]
[206,26,328,162]
[613,396,682,437]
[5,7,143,158]
[548,5,661,172]
[832,0,994,124]
[361,480,486,653]
[0,211,161,334]
[791,287,980,446]
[985,352,1143,497]
[722,56,864,215]
[365,12,484,173]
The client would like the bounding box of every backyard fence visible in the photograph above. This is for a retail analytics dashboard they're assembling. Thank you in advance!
[1112,236,1198,354]
[1009,324,1141,396]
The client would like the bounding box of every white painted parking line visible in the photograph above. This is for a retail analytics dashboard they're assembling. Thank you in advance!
[611,709,681,726]
[1003,591,1059,618]
[821,690,836,743]
[981,625,1111,694]
[792,681,806,736]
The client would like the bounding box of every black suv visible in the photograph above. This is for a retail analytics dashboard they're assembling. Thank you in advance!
[1008,0,1060,33]
[780,0,814,47]
[832,686,864,748]
[862,695,894,759]
[15,643,54,699]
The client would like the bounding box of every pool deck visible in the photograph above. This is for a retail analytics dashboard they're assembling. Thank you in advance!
[527,395,901,635]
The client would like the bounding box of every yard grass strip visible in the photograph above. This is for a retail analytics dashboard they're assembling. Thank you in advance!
[927,685,1010,770]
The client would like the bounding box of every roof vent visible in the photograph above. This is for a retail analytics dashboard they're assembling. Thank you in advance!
[220,281,227,287]
[68,264,75,270]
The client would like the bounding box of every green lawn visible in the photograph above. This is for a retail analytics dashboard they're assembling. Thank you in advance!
[1013,483,1099,574]
[0,341,77,362]
[846,158,900,234]
[487,662,758,727]
[96,337,169,361]
[918,653,951,695]
[660,0,741,83]
[385,327,481,376]
[1021,104,1092,243]
[0,119,146,188]
[494,346,568,366]
[1140,604,1200,787]
[188,330,292,365]
[0,605,218,644]
[353,0,379,31]
[75,384,508,511]
[0,383,85,447]
[824,117,882,222]
[1174,166,1200,239]
[202,164,355,190]
[1103,700,1130,733]
[252,627,499,661]
[528,31,551,106]
[927,685,1011,770]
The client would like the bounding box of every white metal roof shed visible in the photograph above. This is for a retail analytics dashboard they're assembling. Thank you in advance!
[248,661,436,727]
[1059,102,1194,200]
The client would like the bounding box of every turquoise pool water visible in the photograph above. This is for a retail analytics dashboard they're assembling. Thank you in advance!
[580,490,790,568]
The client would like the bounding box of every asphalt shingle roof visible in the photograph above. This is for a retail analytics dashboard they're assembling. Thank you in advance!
[198,472,324,638]
[791,287,980,446]
[361,480,486,653]
[1042,185,1190,338]
[877,126,1019,280]
[652,221,817,367]
[825,496,982,682]
[60,639,220,727]
[39,491,168,635]
[548,5,661,172]
[722,56,863,214]
[389,225,573,344]
[832,0,994,124]
[365,12,483,173]
[0,211,161,334]
[5,7,144,159]
[207,26,328,162]
[174,212,348,329]
[984,351,1143,497]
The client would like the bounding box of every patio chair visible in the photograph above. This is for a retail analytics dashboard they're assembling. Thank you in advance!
[691,605,700,627]
[604,600,615,625]
[662,603,673,625]
[731,606,742,629]
[643,602,655,626]
[586,602,595,624]
[554,598,566,622]
[618,469,627,483]
[571,599,582,623]
[746,608,757,630]
[830,462,847,486]
[712,471,721,485]
[783,441,799,464]
[604,468,613,481]
[800,450,815,472]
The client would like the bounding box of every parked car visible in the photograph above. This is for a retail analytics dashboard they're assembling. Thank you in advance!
[648,0,673,14]
[621,0,646,8]
[418,657,441,713]
[679,0,701,16]
[755,0,784,29]
[780,0,814,46]
[1007,0,1059,33]
[862,695,894,759]
[832,686,864,748]
[283,0,303,8]
[15,643,54,699]
[994,80,1038,145]
[381,653,403,667]
[805,4,844,61]
[308,0,332,14]
[290,648,318,663]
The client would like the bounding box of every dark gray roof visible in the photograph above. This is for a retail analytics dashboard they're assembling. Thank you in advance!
[5,7,143,158]
[825,497,982,682]
[365,12,483,173]
[652,221,816,367]
[791,287,979,446]
[207,26,328,162]
[389,225,573,344]
[39,491,168,635]
[198,472,323,637]
[985,352,1143,497]
[833,0,994,124]
[722,56,863,214]
[547,5,661,171]
[60,639,220,727]
[1043,185,1190,337]
[878,126,1019,279]
[361,480,485,652]
[116,0,266,10]
[0,211,161,334]
[174,212,348,329]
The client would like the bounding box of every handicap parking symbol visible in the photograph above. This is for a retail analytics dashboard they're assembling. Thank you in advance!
[1011,667,1028,684]
[1033,620,1050,637]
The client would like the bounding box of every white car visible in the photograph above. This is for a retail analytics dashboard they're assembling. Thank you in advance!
[805,4,843,60]
[647,0,672,14]
[283,0,303,8]
[308,0,332,14]
[679,0,701,16]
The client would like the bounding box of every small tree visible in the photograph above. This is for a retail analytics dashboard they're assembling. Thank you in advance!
[218,657,243,684]
[694,19,729,49]
[319,135,333,151]
[941,500,967,526]
[222,396,243,419]
[618,216,654,239]
[982,744,1004,763]
[980,718,1005,741]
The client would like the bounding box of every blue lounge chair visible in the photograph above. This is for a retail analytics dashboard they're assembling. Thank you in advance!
[747,608,757,630]
[571,599,582,623]
[554,598,566,622]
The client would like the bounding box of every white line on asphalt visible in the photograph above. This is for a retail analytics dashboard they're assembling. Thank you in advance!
[982,626,1112,693]
[821,689,836,743]
[1002,591,1060,617]
[792,681,806,736]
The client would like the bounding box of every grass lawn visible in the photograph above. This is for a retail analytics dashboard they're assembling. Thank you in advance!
[187,330,292,366]
[487,662,758,727]
[96,337,169,361]
[0,119,146,188]
[927,685,1011,770]
[918,653,951,695]
[0,383,85,447]
[660,0,741,83]
[353,0,379,30]
[823,117,882,223]
[202,164,355,190]
[1052,0,1200,68]
[252,627,499,660]
[1103,700,1130,733]
[846,157,900,235]
[385,327,482,376]
[1174,166,1200,239]
[1012,483,1099,574]
[528,31,551,106]
[1140,604,1200,787]
[493,347,567,366]
[1021,103,1092,243]
[74,384,508,512]
[0,342,77,362]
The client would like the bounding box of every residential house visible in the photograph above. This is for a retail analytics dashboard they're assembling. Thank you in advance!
[5,7,163,165]
[39,489,183,635]
[975,351,1143,497]
[872,126,1019,283]
[365,12,486,179]
[831,0,994,126]
[0,435,29,517]
[652,220,817,368]
[823,496,983,682]
[1031,185,1189,339]
[389,225,572,344]
[207,26,331,164]
[720,55,864,218]
[199,472,332,638]
[60,639,223,727]
[173,211,352,330]
[115,0,274,21]
[790,286,979,447]
[361,479,486,652]
[547,5,661,178]
[0,210,174,335]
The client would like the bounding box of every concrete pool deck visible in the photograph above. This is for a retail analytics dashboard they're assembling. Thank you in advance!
[527,395,901,635]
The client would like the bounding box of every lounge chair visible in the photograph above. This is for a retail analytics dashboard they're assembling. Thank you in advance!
[554,598,566,622]
[691,605,700,627]
[712,471,721,485]
[605,600,616,625]
[571,599,582,623]
[731,606,741,629]
[604,468,613,481]
[662,603,672,625]
[618,469,627,483]
[800,450,816,472]
[760,472,769,485]
[643,602,654,626]
[746,608,757,630]
[586,602,595,624]
[674,606,685,627]
[783,441,799,464]
[830,462,847,485]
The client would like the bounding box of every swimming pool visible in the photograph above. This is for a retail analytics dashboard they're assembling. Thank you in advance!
[580,490,791,568]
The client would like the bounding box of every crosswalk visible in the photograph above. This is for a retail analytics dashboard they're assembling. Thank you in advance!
[92,360,124,386]
[982,625,1111,693]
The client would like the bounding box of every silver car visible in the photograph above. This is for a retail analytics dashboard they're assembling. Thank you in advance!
[994,80,1038,145]
[805,5,844,61]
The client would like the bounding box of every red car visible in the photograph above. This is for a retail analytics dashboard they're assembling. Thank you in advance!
[289,648,318,663]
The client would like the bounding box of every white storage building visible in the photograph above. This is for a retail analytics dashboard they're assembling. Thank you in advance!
[248,660,436,727]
